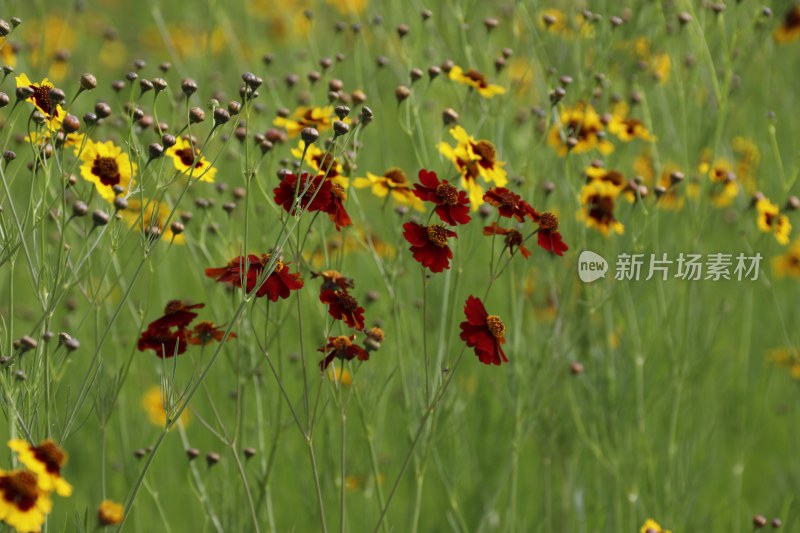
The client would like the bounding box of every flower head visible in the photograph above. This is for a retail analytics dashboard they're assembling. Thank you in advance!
[187,321,236,346]
[608,103,655,142]
[291,141,344,179]
[483,223,531,259]
[319,289,366,330]
[166,137,217,182]
[548,103,613,157]
[274,172,333,215]
[141,385,190,427]
[97,500,124,527]
[7,439,72,496]
[15,74,64,131]
[459,296,508,365]
[310,270,355,291]
[402,222,457,273]
[439,126,508,208]
[79,139,137,203]
[640,518,672,533]
[534,212,568,256]
[483,187,538,222]
[352,168,425,211]
[205,254,303,301]
[318,334,369,371]
[756,198,792,245]
[579,181,625,236]
[120,198,185,244]
[412,169,471,225]
[448,65,505,98]
[775,6,800,43]
[137,301,204,358]
[773,240,800,278]
[0,469,54,533]
[274,106,336,137]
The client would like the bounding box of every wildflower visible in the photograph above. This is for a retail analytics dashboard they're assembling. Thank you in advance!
[632,38,671,84]
[328,182,353,230]
[320,289,366,330]
[579,181,624,236]
[318,334,369,371]
[640,518,672,533]
[548,103,613,157]
[402,222,457,273]
[483,187,537,222]
[537,8,594,38]
[205,254,303,301]
[327,366,353,386]
[165,137,217,182]
[448,65,505,98]
[120,198,185,244]
[439,126,508,207]
[97,500,124,526]
[755,198,792,245]
[0,469,54,532]
[15,74,64,131]
[137,301,204,358]
[533,212,569,256]
[187,321,235,345]
[607,103,656,142]
[7,439,72,496]
[774,6,800,43]
[291,140,344,179]
[773,240,800,278]
[459,296,508,365]
[768,347,800,378]
[654,163,686,210]
[79,139,137,203]
[274,172,333,214]
[483,223,531,258]
[412,169,471,225]
[697,157,740,207]
[141,386,191,427]
[352,168,425,211]
[585,166,637,203]
[274,106,335,137]
[310,270,355,291]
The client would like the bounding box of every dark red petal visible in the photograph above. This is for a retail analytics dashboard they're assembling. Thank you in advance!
[463,296,488,325]
[418,168,439,188]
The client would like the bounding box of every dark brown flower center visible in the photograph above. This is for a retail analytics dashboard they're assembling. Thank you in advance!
[435,182,459,205]
[464,69,489,88]
[92,156,121,187]
[260,254,284,272]
[192,321,215,344]
[332,336,351,351]
[472,140,496,163]
[539,212,559,230]
[426,225,450,248]
[786,7,800,29]
[588,195,616,224]
[33,440,66,473]
[486,315,506,339]
[315,153,337,174]
[331,183,346,201]
[1,470,39,509]
[176,147,203,169]
[336,291,359,312]
[384,168,408,186]
[504,229,523,248]
[30,84,57,117]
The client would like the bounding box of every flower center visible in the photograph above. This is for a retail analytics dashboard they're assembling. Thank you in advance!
[260,254,284,272]
[3,470,39,504]
[34,440,66,473]
[192,321,215,344]
[336,291,359,312]
[92,156,122,187]
[464,68,488,88]
[31,84,56,117]
[486,315,506,339]
[472,140,496,163]
[315,153,337,174]
[435,182,459,205]
[504,229,523,248]
[331,183,346,201]
[588,195,616,223]
[426,225,450,248]
[176,147,203,169]
[539,212,559,231]
[383,168,408,186]
[332,336,351,351]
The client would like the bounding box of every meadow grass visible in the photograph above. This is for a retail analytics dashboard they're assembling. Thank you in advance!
[0,1,799,532]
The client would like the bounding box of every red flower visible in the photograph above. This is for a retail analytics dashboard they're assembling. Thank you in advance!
[483,223,531,259]
[320,289,366,330]
[459,296,508,366]
[187,321,236,346]
[483,187,538,222]
[318,334,369,371]
[205,254,303,301]
[402,221,457,273]
[533,212,568,256]
[412,169,471,225]
[328,182,353,230]
[137,300,204,358]
[147,300,204,330]
[273,172,332,215]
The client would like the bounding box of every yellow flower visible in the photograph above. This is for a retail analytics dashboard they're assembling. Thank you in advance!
[768,347,800,379]
[327,367,353,387]
[0,469,54,532]
[585,166,636,203]
[141,385,190,428]
[548,103,614,157]
[7,439,72,497]
[165,138,217,182]
[120,198,186,245]
[579,180,624,236]
[755,198,792,245]
[291,141,346,183]
[274,106,335,138]
[640,518,672,533]
[97,499,124,526]
[352,168,425,211]
[773,240,800,278]
[439,126,507,208]
[25,131,85,151]
[538,8,594,38]
[79,140,137,202]
[324,0,368,15]
[608,103,656,142]
[631,38,671,84]
[448,66,506,98]
[697,157,739,207]
[0,37,16,68]
[774,6,800,44]
[15,74,65,131]
[655,163,686,211]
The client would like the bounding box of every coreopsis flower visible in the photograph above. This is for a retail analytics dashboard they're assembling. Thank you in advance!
[327,367,353,386]
[319,289,366,330]
[448,65,505,98]
[631,38,671,84]
[328,181,353,230]
[26,131,85,151]
[773,240,800,278]
[459,296,508,365]
[483,187,537,222]
[579,181,625,236]
[97,500,124,527]
[205,254,303,301]
[585,166,637,203]
[15,74,64,131]
[120,198,185,244]
[768,347,800,379]
[402,222,457,273]
[273,106,336,137]
[607,103,655,142]
[137,300,204,358]
[0,469,54,532]
[439,126,508,207]
[165,137,217,182]
[274,172,333,214]
[141,385,191,427]
[7,439,72,496]
[310,270,355,291]
[187,321,236,345]
[483,223,531,259]
[352,168,425,211]
[537,8,594,38]
[533,212,568,256]
[654,163,686,211]
[291,141,344,179]
[318,334,369,371]
[548,103,613,157]
[774,6,800,43]
[0,37,16,68]
[697,157,740,207]
[412,169,471,225]
[79,139,137,203]
[755,198,792,245]
[640,518,672,533]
